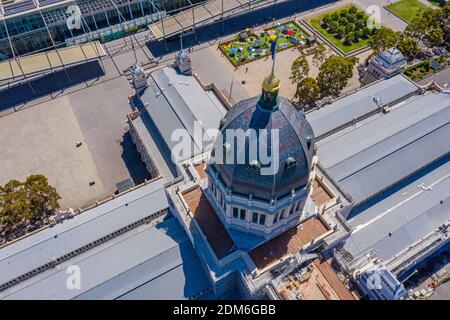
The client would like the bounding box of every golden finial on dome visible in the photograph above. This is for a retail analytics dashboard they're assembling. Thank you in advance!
[262,69,280,95]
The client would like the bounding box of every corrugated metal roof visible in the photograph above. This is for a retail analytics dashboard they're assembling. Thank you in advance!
[344,159,450,262]
[0,179,168,289]
[137,67,226,163]
[1,217,211,300]
[306,75,417,137]
[318,91,450,205]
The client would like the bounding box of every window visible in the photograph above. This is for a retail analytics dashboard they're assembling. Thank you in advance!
[290,205,295,215]
[240,209,246,221]
[279,210,285,220]
[233,207,239,219]
[259,214,266,225]
[273,212,279,224]
[252,212,258,223]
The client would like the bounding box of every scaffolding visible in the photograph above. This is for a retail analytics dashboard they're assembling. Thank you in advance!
[149,0,276,40]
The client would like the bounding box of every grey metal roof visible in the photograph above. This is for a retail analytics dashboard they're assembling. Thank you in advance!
[374,47,407,69]
[1,217,211,300]
[306,75,418,138]
[132,115,179,180]
[318,91,450,205]
[137,67,226,163]
[344,159,450,262]
[0,178,168,290]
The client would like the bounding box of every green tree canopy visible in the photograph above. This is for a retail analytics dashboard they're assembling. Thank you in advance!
[312,43,327,67]
[368,26,398,53]
[290,55,310,85]
[0,174,61,242]
[397,37,420,61]
[317,55,358,96]
[295,77,320,107]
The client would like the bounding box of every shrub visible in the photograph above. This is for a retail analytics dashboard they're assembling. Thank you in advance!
[347,13,356,23]
[349,5,358,14]
[331,12,339,21]
[329,21,339,34]
[356,11,365,20]
[336,26,346,38]
[344,33,354,45]
[345,23,355,33]
[339,17,348,25]
[322,14,332,25]
[362,26,371,38]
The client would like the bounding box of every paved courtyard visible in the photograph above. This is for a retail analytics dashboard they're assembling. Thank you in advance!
[0,96,105,209]
[0,47,151,209]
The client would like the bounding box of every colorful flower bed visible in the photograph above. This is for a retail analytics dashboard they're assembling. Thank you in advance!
[219,21,311,66]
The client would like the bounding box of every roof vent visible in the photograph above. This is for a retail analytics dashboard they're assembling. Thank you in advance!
[285,156,297,169]
[306,135,313,150]
[219,117,226,129]
[249,160,261,172]
[223,143,231,153]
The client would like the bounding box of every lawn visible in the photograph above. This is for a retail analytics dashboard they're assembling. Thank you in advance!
[219,21,309,66]
[308,5,371,54]
[386,0,429,22]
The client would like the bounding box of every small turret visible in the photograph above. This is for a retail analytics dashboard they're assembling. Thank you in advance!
[131,64,148,92]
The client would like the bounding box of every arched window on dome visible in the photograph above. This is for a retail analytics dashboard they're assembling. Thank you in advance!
[233,207,239,219]
[240,209,246,221]
[259,214,266,226]
[273,212,280,224]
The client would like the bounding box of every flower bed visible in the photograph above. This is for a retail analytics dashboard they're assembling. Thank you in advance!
[403,56,448,80]
[219,21,311,67]
[308,5,372,54]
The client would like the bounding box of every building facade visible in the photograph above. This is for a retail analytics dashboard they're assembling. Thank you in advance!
[0,0,198,58]
[364,47,407,84]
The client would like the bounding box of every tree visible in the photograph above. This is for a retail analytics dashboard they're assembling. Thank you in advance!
[322,14,332,27]
[426,29,444,46]
[345,23,355,33]
[397,37,420,61]
[368,26,398,53]
[0,174,60,243]
[348,5,357,15]
[336,26,345,39]
[405,17,428,41]
[329,21,339,34]
[290,55,310,85]
[344,32,355,45]
[24,175,60,216]
[317,55,358,96]
[312,43,327,67]
[295,77,320,107]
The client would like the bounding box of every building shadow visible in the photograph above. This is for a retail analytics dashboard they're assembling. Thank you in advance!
[147,0,336,57]
[0,60,105,111]
[120,131,152,185]
[155,215,214,299]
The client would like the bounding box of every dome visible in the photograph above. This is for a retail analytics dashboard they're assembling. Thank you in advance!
[211,92,315,202]
[131,64,144,77]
